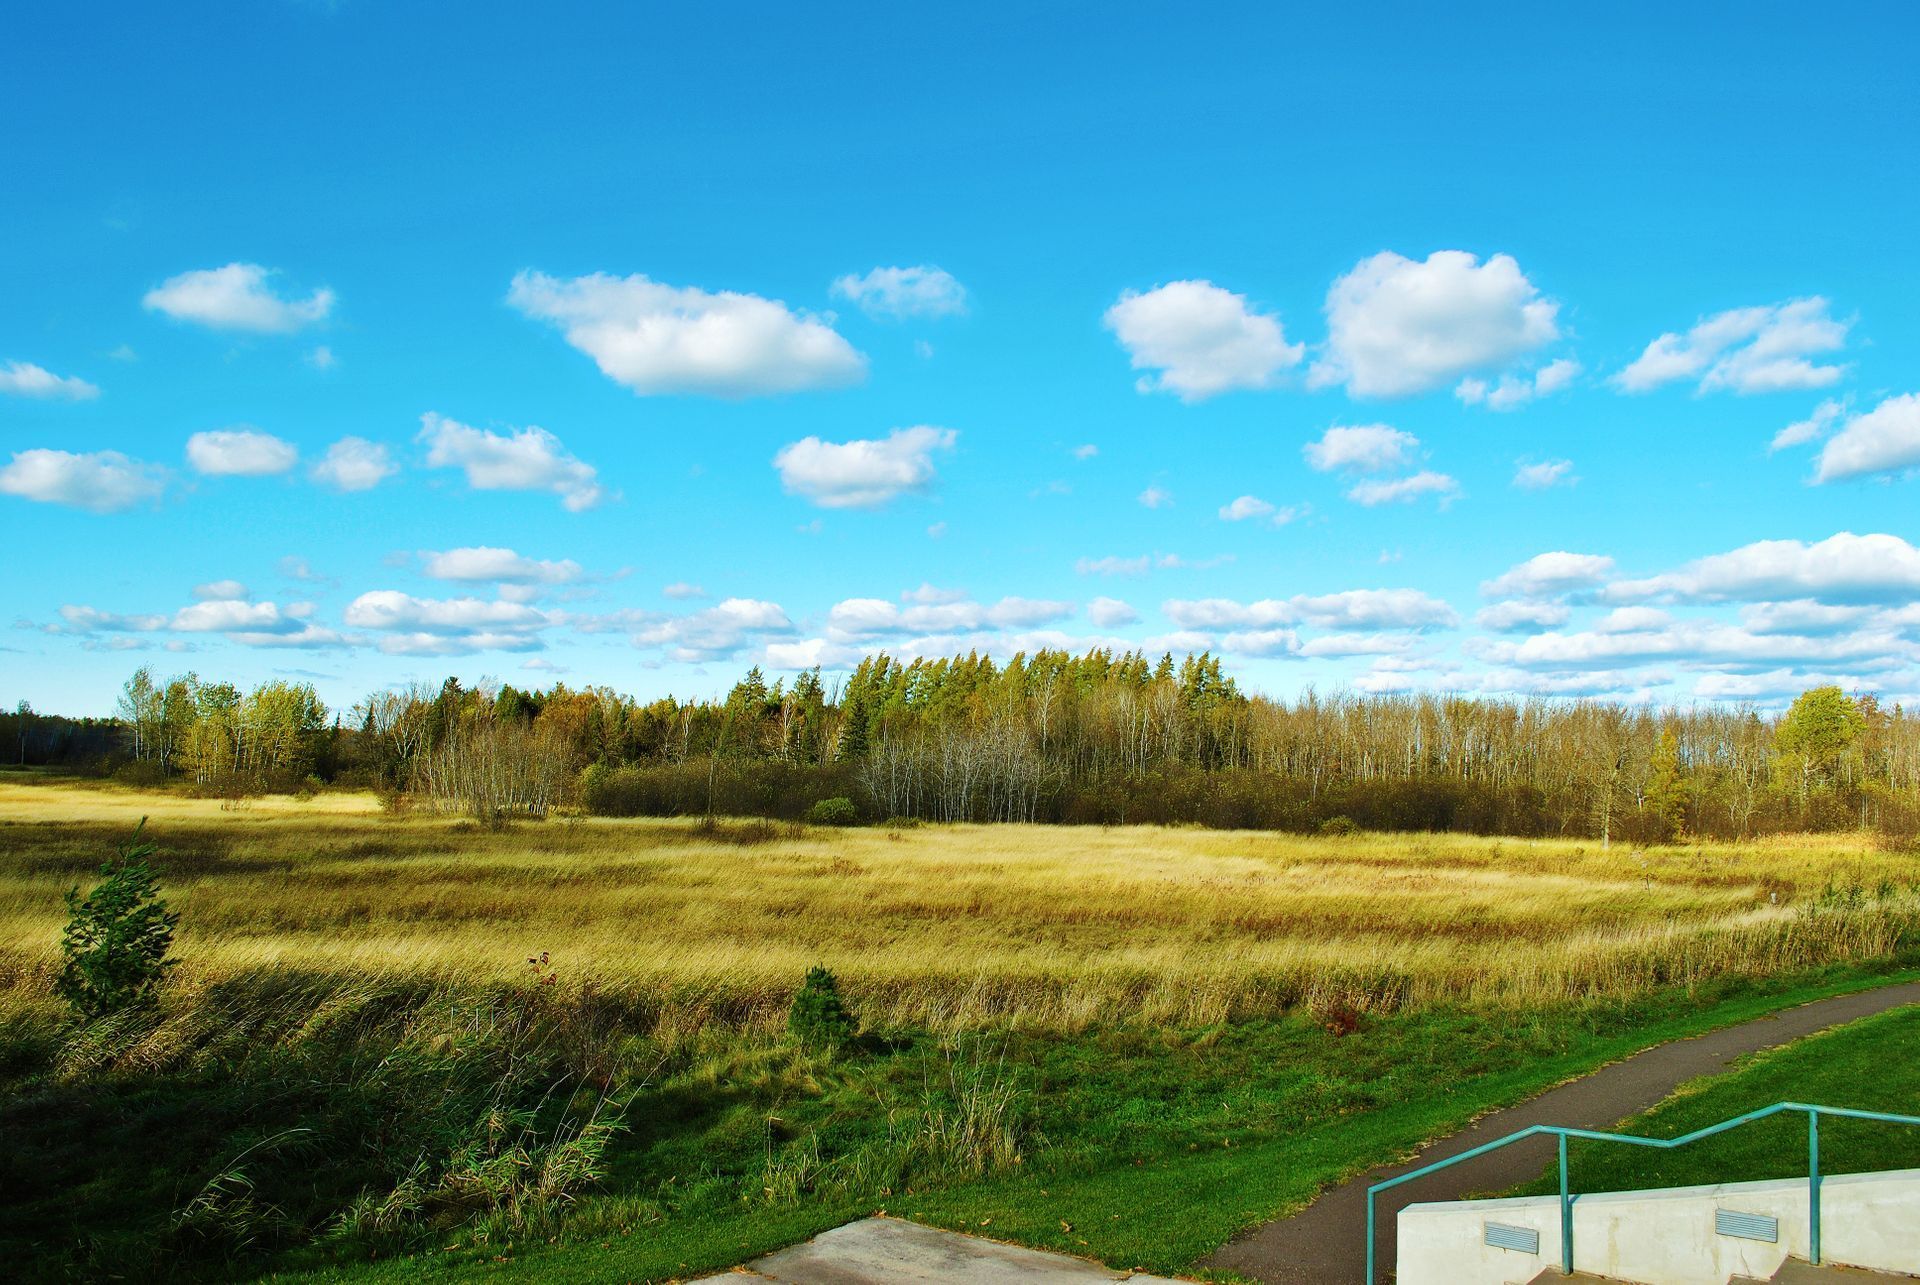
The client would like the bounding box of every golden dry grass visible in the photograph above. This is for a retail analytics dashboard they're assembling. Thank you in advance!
[3,776,1916,1031]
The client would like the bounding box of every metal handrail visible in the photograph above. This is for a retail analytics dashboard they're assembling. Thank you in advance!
[1364,1102,1920,1283]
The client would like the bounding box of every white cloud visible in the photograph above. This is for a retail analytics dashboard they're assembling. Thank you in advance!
[927,521,948,539]
[1771,399,1846,453]
[1138,484,1172,509]
[1074,552,1231,577]
[1218,494,1306,526]
[663,582,708,600]
[421,546,583,585]
[1615,297,1849,395]
[1456,358,1581,411]
[1103,280,1303,400]
[764,637,865,670]
[58,605,167,633]
[340,590,552,653]
[306,345,336,370]
[192,580,250,601]
[773,426,955,509]
[143,263,333,333]
[904,583,967,604]
[0,449,165,512]
[1310,250,1560,397]
[0,360,99,400]
[823,595,1074,640]
[1513,459,1578,490]
[1813,393,1920,483]
[1475,600,1572,632]
[1480,552,1616,599]
[1485,620,1906,672]
[830,265,968,320]
[630,597,792,662]
[171,599,312,635]
[310,436,396,491]
[1087,596,1139,627]
[1593,606,1673,633]
[1072,443,1099,460]
[1607,532,1920,605]
[1303,424,1418,474]
[507,269,866,397]
[1298,631,1422,658]
[988,597,1075,628]
[1221,628,1301,658]
[418,412,606,511]
[1738,600,1869,635]
[186,428,298,477]
[1164,589,1457,631]
[1345,471,1460,507]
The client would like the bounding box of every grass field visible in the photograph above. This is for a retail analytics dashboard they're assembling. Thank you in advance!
[4,777,1918,1030]
[4,775,1920,1282]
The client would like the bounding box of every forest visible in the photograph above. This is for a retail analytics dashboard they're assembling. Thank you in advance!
[7,650,1918,842]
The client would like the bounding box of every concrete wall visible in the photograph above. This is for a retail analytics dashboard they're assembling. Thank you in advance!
[1396,1168,1920,1285]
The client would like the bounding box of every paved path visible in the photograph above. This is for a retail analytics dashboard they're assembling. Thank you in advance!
[689,1215,1189,1283]
[1203,981,1920,1284]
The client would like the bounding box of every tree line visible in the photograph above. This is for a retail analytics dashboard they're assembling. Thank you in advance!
[11,653,1919,841]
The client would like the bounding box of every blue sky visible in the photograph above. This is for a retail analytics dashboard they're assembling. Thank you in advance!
[7,2,1920,715]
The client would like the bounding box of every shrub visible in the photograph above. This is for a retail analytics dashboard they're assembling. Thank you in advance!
[1318,815,1360,837]
[56,821,180,1021]
[788,965,856,1048]
[805,796,859,826]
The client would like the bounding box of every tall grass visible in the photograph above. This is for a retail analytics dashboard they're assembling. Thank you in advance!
[5,779,1919,1034]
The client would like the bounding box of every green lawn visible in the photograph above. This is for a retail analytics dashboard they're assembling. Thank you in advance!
[1507,1004,1920,1202]
[259,966,1920,1285]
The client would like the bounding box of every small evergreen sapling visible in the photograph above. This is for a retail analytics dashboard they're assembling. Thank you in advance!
[788,965,856,1048]
[56,820,179,1020]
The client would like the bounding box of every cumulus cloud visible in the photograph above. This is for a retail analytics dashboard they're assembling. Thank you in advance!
[629,597,792,662]
[1345,471,1460,508]
[823,595,1075,640]
[1303,424,1418,474]
[903,583,967,605]
[663,582,708,600]
[418,412,606,511]
[1103,280,1303,400]
[773,426,955,508]
[0,360,99,400]
[0,448,166,512]
[1310,250,1561,397]
[1456,358,1580,411]
[507,270,866,397]
[421,547,583,585]
[1475,600,1572,632]
[1607,532,1920,605]
[344,589,555,655]
[186,428,299,477]
[1512,458,1577,490]
[1137,484,1172,509]
[1087,596,1139,627]
[1163,589,1457,631]
[192,580,250,601]
[1216,495,1305,526]
[830,265,968,320]
[1483,619,1905,672]
[1480,552,1617,599]
[143,263,333,333]
[1615,297,1849,395]
[1812,393,1920,483]
[310,436,396,491]
[1772,399,1847,453]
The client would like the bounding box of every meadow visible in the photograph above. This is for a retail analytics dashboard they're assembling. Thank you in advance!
[4,773,1919,1281]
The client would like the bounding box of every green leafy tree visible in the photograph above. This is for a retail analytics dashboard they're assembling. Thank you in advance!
[1775,685,1869,810]
[56,821,179,1020]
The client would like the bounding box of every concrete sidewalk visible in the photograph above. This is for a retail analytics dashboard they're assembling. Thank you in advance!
[1205,981,1920,1284]
[688,1216,1190,1284]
